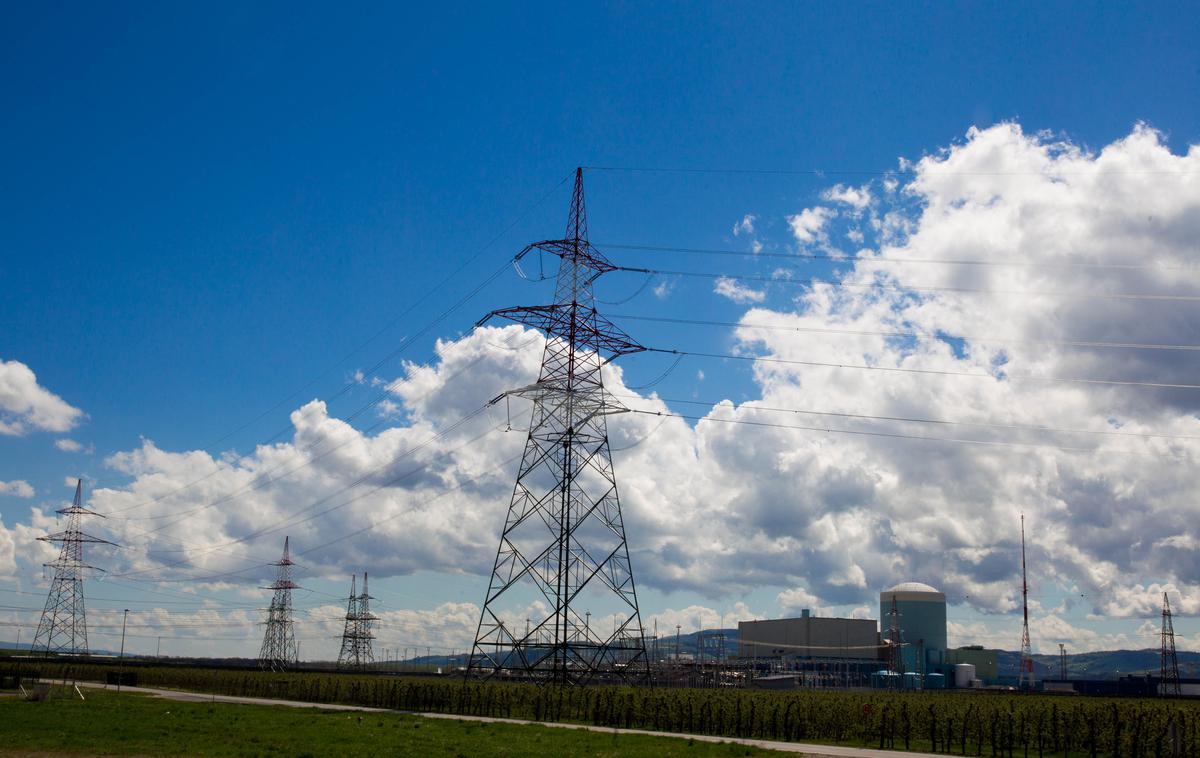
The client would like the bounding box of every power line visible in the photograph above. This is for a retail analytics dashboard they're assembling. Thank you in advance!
[613,265,1200,302]
[615,314,1200,352]
[626,408,1142,454]
[584,165,1198,177]
[615,394,1200,441]
[111,420,504,583]
[601,243,1200,273]
[193,172,574,454]
[648,348,1200,390]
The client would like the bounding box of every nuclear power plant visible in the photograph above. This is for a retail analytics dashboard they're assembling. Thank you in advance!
[733,580,1000,690]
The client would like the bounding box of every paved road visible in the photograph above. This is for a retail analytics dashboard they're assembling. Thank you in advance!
[74,681,941,758]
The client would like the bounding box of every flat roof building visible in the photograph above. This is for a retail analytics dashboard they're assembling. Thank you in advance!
[738,613,880,660]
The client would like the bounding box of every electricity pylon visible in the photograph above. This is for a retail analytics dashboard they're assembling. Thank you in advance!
[258,536,300,671]
[468,168,648,685]
[886,594,904,688]
[338,573,375,670]
[1018,514,1035,691]
[1161,591,1181,697]
[32,479,115,656]
[337,574,359,669]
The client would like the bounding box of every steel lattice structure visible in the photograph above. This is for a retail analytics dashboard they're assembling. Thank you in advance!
[258,536,300,671]
[468,168,648,685]
[337,572,375,670]
[1018,514,1035,691]
[33,479,114,656]
[1161,591,1181,697]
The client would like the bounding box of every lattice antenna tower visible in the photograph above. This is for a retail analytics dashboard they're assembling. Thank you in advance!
[1161,591,1181,697]
[468,168,648,685]
[32,479,115,656]
[336,574,359,669]
[1018,514,1035,691]
[258,536,300,671]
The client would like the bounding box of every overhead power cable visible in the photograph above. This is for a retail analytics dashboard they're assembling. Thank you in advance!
[194,171,573,453]
[645,348,1200,391]
[616,314,1200,352]
[626,409,1142,455]
[111,419,504,583]
[614,394,1200,441]
[614,265,1200,302]
[601,243,1200,273]
[583,165,1199,177]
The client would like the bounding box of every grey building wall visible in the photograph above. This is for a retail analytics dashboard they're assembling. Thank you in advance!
[738,616,880,660]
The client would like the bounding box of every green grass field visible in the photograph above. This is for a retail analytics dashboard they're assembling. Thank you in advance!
[0,688,782,757]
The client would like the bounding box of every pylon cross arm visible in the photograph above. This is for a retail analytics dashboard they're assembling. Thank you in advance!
[480,305,644,357]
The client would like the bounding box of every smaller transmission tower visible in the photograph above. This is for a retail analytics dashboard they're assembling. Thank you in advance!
[259,536,300,671]
[886,594,904,687]
[1018,514,1035,691]
[1058,643,1067,680]
[1161,591,1181,697]
[337,574,359,669]
[336,573,376,669]
[33,479,115,656]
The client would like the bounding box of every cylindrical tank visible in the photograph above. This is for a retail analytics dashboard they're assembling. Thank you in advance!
[954,663,976,688]
[879,582,948,673]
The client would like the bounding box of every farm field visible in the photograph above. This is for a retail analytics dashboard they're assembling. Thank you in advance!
[0,688,781,758]
[6,661,1200,756]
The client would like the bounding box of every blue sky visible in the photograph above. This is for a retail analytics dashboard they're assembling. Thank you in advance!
[3,3,1200,658]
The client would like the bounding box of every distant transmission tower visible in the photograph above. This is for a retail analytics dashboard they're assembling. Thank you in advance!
[1058,643,1067,680]
[337,574,359,669]
[468,168,648,685]
[258,536,300,671]
[1161,591,1181,697]
[1018,514,1035,691]
[886,594,904,687]
[32,479,115,656]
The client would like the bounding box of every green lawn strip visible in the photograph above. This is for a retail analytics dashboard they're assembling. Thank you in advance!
[0,689,784,757]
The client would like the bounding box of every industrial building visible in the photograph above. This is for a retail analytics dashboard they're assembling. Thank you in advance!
[944,645,998,681]
[879,582,947,675]
[738,611,879,659]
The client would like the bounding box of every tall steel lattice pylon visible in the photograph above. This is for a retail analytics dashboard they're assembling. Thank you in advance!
[337,572,375,670]
[1018,514,1035,691]
[468,168,648,685]
[1161,591,1181,697]
[886,594,904,688]
[258,536,300,671]
[32,479,115,656]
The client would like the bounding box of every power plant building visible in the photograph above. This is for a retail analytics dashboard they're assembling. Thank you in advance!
[738,611,879,660]
[879,582,947,674]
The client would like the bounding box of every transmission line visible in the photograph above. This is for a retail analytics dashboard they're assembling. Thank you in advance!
[643,348,1200,390]
[601,243,1200,273]
[626,408,1142,454]
[615,394,1200,441]
[616,314,1200,352]
[613,265,1200,302]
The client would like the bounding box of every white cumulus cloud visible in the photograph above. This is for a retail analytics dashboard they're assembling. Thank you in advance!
[0,359,84,436]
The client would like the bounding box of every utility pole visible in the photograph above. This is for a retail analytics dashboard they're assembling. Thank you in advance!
[1161,592,1181,697]
[1018,515,1035,692]
[33,479,115,656]
[675,624,681,661]
[117,609,129,693]
[467,169,647,685]
[156,636,161,660]
[258,536,300,671]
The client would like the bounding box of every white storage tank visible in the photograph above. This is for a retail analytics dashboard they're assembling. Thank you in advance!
[954,663,976,688]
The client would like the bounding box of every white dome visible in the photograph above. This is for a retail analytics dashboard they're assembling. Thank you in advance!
[885,581,941,594]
